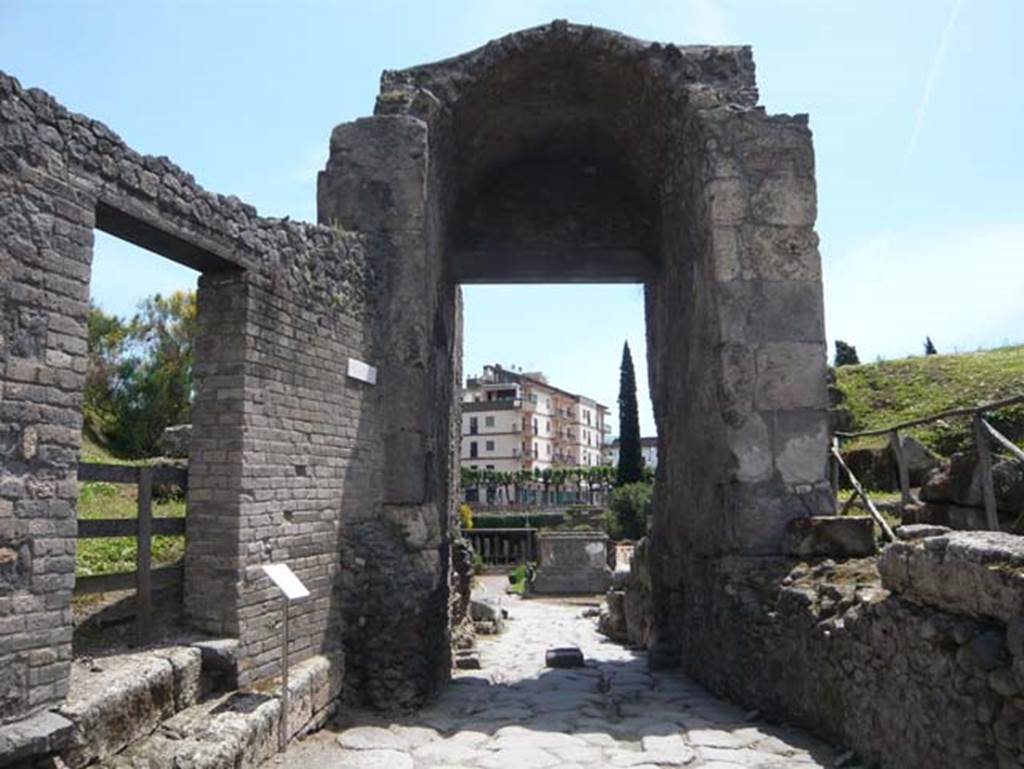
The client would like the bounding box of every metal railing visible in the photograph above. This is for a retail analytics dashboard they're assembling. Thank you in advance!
[832,393,1024,541]
[462,527,536,566]
[75,462,187,642]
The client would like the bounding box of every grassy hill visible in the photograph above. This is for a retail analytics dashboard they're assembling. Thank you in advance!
[836,345,1024,455]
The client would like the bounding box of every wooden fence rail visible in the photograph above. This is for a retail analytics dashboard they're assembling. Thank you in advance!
[832,393,1024,535]
[75,462,187,643]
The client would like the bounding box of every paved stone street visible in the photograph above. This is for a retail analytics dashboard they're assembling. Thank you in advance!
[271,586,839,768]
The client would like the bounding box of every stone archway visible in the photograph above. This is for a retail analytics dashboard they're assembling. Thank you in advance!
[319,20,831,705]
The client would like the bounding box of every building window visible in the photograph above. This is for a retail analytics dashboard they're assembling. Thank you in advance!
[486,440,495,451]
[533,418,538,433]
[547,443,552,456]
[469,417,478,435]
[484,415,494,427]
[469,442,478,458]
[546,420,550,433]
[533,441,538,457]
[486,464,494,470]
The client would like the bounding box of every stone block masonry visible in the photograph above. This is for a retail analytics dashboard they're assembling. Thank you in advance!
[2,18,956,769]
[678,533,1024,767]
[0,66,385,734]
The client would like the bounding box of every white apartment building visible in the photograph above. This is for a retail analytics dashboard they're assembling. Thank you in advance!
[605,436,659,469]
[461,364,610,474]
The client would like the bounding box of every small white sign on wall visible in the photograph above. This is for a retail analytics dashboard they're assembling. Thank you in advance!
[347,358,378,385]
[261,563,310,600]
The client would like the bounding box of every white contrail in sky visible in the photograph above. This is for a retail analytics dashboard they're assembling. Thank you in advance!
[906,0,963,163]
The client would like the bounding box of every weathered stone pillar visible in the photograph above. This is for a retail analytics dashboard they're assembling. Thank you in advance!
[184,269,249,639]
[646,105,832,672]
[318,115,455,707]
[705,111,832,549]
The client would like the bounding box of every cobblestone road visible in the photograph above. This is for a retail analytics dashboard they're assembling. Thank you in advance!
[270,589,839,768]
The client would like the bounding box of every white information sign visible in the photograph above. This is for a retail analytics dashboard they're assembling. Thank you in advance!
[261,563,310,601]
[347,358,378,385]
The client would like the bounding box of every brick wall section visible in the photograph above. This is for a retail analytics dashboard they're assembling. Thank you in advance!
[185,271,247,637]
[0,69,376,723]
[232,277,381,684]
[0,132,93,723]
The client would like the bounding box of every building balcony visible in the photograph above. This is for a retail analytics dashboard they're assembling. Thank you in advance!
[464,398,521,412]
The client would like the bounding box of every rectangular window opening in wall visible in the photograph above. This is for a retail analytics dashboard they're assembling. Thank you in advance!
[485,440,495,451]
[484,416,494,427]
[76,206,233,650]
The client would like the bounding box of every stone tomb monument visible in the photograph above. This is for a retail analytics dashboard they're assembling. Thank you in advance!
[531,531,613,594]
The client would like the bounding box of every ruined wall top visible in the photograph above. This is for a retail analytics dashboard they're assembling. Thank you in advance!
[0,71,374,317]
[375,20,759,117]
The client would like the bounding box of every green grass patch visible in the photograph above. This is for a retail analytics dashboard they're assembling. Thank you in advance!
[837,345,1024,455]
[76,480,185,577]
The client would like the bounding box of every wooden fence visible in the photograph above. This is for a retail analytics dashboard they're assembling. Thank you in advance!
[462,527,536,566]
[832,393,1024,541]
[75,462,188,642]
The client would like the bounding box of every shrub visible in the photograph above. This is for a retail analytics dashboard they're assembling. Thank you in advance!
[608,482,653,540]
[459,503,474,530]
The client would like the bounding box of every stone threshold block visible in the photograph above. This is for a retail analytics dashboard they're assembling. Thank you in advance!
[545,647,585,668]
[95,654,339,768]
[879,530,1024,623]
[0,710,74,768]
[780,515,876,558]
[57,647,202,768]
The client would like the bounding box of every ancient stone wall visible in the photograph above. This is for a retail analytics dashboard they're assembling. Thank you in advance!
[681,532,1024,768]
[0,69,378,725]
[5,21,845,758]
[647,98,832,654]
[322,20,833,684]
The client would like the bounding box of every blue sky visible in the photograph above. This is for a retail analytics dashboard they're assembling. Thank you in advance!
[3,0,1022,436]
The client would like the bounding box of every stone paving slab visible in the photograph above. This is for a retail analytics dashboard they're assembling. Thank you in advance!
[265,595,840,768]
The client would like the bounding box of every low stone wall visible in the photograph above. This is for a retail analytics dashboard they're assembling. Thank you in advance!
[678,531,1024,768]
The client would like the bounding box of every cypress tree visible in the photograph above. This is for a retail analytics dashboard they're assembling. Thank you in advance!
[616,341,643,486]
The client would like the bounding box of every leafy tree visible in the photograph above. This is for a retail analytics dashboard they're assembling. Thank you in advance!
[85,290,196,457]
[607,482,652,540]
[834,339,860,367]
[84,303,129,442]
[616,341,643,486]
[924,336,938,356]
